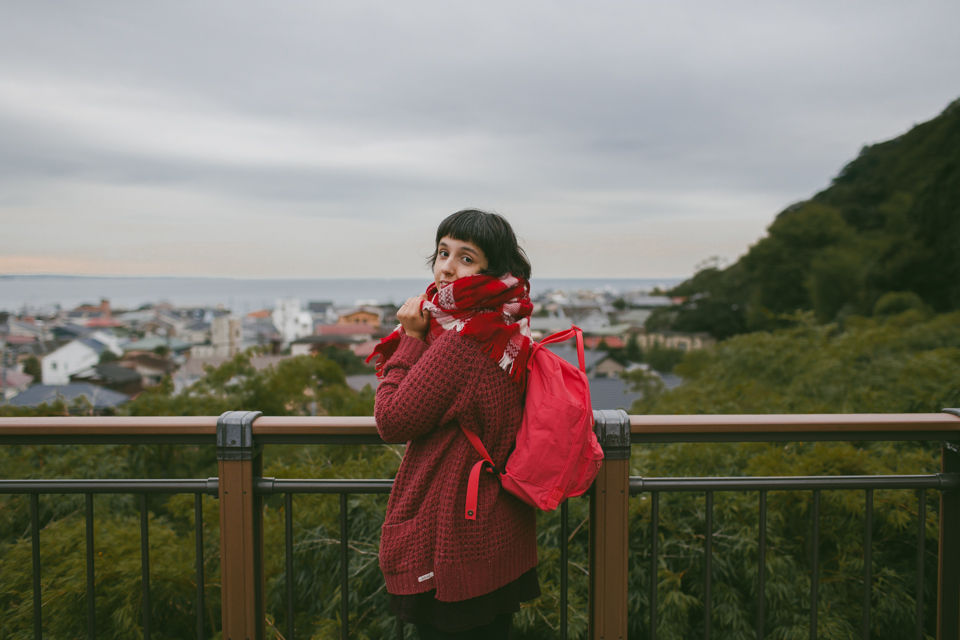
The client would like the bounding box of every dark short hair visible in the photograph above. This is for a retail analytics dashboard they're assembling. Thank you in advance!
[429,209,532,281]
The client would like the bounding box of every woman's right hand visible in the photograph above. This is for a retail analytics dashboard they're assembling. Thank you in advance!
[396,294,431,340]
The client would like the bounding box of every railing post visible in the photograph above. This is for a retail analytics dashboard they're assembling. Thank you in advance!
[217,410,265,640]
[589,410,631,640]
[938,439,960,640]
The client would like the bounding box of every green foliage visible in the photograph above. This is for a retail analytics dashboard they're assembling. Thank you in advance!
[318,346,377,376]
[632,310,960,415]
[643,344,687,374]
[621,310,953,638]
[124,351,374,418]
[873,291,927,317]
[99,349,121,364]
[21,356,40,381]
[625,333,643,363]
[656,97,960,337]
[3,310,956,637]
[626,441,938,640]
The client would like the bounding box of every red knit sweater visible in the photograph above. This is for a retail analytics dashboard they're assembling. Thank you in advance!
[375,330,538,602]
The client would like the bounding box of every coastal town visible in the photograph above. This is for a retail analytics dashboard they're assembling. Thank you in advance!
[0,288,711,412]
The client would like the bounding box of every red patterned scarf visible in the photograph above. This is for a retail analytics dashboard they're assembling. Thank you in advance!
[368,273,534,386]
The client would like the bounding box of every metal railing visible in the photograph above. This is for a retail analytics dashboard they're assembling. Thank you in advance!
[1,411,959,640]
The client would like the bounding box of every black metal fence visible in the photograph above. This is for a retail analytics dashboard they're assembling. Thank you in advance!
[2,412,959,640]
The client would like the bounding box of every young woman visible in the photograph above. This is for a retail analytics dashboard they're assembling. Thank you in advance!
[369,209,539,639]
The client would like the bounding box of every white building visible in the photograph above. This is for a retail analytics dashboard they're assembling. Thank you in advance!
[272,299,313,346]
[41,335,122,385]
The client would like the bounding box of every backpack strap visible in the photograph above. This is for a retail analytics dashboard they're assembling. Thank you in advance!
[461,426,498,520]
[529,325,586,372]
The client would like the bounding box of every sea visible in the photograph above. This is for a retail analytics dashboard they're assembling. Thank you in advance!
[0,275,685,314]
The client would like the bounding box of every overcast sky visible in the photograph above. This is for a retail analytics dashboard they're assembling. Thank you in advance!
[1,1,958,280]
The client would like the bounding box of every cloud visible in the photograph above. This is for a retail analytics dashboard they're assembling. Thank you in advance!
[0,0,958,278]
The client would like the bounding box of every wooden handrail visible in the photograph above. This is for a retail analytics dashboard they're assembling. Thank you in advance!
[2,412,958,436]
[0,416,219,434]
[629,412,960,433]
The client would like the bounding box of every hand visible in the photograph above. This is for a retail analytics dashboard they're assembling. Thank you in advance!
[397,294,431,340]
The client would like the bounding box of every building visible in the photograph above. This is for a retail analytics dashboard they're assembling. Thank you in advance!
[635,330,715,352]
[272,299,313,345]
[193,316,242,357]
[41,333,123,385]
[337,306,382,329]
[1,368,33,400]
[8,383,129,411]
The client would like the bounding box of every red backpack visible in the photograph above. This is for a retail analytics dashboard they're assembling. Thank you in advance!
[462,325,604,519]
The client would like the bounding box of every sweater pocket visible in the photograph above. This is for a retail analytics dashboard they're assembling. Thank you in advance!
[379,516,428,575]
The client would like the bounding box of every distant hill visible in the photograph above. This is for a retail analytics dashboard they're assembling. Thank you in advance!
[652,97,960,338]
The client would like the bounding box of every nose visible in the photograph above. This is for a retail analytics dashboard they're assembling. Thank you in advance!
[439,256,454,275]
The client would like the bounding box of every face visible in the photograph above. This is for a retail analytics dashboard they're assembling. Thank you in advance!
[433,236,489,289]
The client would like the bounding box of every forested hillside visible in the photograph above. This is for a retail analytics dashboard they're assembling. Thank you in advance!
[650,97,960,338]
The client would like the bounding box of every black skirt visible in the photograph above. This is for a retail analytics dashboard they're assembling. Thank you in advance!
[389,567,540,633]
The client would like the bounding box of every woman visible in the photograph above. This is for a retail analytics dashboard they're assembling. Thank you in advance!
[370,209,539,639]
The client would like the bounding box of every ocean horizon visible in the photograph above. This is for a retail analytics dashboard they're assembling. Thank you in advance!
[0,275,686,314]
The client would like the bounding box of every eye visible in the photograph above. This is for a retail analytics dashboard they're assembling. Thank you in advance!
[439,250,449,258]
[462,256,473,264]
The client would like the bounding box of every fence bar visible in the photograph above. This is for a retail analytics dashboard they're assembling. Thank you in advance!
[30,493,41,640]
[938,443,960,640]
[629,474,956,493]
[651,491,659,640]
[0,478,219,494]
[704,491,712,640]
[140,494,151,640]
[810,490,819,640]
[255,477,392,495]
[916,488,925,640]
[561,499,568,640]
[217,411,265,640]
[195,494,205,640]
[862,489,872,640]
[757,491,766,640]
[340,493,349,640]
[286,493,295,640]
[589,410,631,640]
[86,493,96,640]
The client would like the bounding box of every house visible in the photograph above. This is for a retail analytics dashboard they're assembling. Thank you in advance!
[317,324,376,340]
[1,368,33,400]
[308,301,338,324]
[583,335,625,350]
[120,353,177,387]
[41,334,123,385]
[351,340,380,359]
[337,306,382,329]
[273,299,313,345]
[291,334,356,356]
[614,309,652,327]
[173,354,289,391]
[180,320,212,345]
[635,330,715,351]
[121,335,192,355]
[71,362,143,395]
[1,318,48,342]
[191,316,242,358]
[8,383,129,410]
[593,356,627,378]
